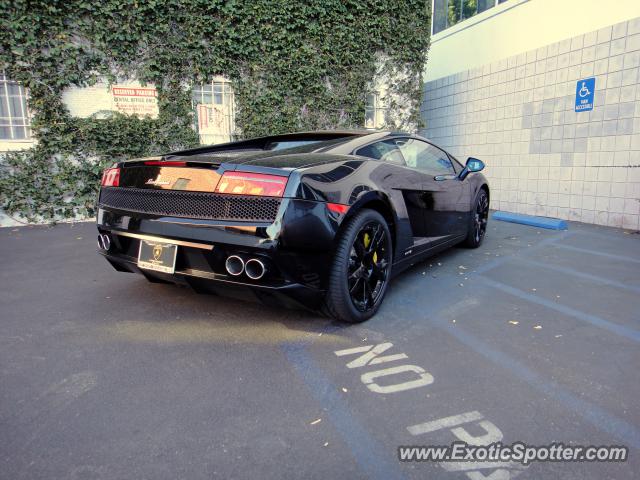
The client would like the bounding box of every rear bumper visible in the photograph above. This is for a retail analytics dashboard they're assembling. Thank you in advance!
[96,197,344,309]
[99,250,324,310]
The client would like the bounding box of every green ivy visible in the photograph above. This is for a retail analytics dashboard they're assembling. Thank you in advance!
[0,0,430,222]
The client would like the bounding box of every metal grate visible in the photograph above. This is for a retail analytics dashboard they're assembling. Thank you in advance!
[99,187,281,222]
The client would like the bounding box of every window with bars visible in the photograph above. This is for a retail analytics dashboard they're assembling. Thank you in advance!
[0,74,31,140]
[192,80,236,145]
[365,92,386,129]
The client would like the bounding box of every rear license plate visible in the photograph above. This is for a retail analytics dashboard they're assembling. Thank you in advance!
[137,240,177,274]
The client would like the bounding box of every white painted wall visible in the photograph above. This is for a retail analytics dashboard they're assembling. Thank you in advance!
[427,0,640,82]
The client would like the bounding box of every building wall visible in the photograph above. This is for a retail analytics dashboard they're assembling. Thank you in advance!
[421,17,640,230]
[427,0,640,82]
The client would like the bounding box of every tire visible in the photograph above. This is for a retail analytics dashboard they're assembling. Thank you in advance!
[463,188,489,248]
[323,209,393,323]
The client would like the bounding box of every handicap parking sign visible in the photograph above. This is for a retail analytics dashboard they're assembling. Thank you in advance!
[575,77,595,112]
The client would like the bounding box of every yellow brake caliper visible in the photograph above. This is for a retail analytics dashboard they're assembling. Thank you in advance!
[363,232,378,264]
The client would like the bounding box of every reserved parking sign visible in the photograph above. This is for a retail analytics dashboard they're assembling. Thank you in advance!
[575,77,595,112]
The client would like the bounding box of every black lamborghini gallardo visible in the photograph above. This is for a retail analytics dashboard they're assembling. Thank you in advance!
[96,130,489,322]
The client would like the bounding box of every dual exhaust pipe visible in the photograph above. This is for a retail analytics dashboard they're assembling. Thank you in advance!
[97,233,111,251]
[225,255,267,280]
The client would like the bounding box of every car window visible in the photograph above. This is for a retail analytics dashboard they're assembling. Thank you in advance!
[448,154,464,173]
[266,140,322,150]
[356,140,406,166]
[395,138,455,174]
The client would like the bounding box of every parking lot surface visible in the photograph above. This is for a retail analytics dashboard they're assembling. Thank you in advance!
[1,218,639,479]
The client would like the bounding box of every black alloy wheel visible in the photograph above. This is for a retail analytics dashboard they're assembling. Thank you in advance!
[347,220,391,312]
[323,209,392,323]
[464,189,489,248]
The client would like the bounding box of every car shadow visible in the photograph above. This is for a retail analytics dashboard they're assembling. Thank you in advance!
[84,275,353,347]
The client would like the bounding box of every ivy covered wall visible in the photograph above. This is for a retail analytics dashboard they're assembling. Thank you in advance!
[0,0,431,222]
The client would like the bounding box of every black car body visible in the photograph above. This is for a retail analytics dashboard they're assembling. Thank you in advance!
[96,130,489,322]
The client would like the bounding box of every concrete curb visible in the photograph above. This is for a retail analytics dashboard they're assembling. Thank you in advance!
[492,211,568,230]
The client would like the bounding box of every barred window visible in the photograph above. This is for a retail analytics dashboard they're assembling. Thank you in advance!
[0,74,31,140]
[365,92,386,129]
[192,79,236,145]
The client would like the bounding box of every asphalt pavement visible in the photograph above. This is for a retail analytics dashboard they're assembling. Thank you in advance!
[1,218,639,479]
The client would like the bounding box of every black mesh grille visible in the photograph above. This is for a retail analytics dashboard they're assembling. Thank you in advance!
[99,187,281,222]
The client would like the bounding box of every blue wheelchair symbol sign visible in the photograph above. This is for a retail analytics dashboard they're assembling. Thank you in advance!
[575,77,595,112]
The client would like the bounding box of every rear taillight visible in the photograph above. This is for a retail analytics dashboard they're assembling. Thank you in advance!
[215,171,288,197]
[101,168,120,187]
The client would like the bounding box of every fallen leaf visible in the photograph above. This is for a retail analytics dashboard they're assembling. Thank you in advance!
[310,418,322,425]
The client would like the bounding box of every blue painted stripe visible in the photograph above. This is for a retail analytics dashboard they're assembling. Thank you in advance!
[555,243,640,264]
[516,257,640,294]
[480,276,640,342]
[473,231,573,275]
[390,288,640,450]
[281,341,406,480]
[386,226,640,449]
[423,311,640,450]
[493,211,568,230]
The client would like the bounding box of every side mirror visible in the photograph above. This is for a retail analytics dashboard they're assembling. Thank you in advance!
[466,157,485,172]
[459,157,485,180]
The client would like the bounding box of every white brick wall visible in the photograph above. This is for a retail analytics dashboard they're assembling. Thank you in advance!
[421,18,640,230]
